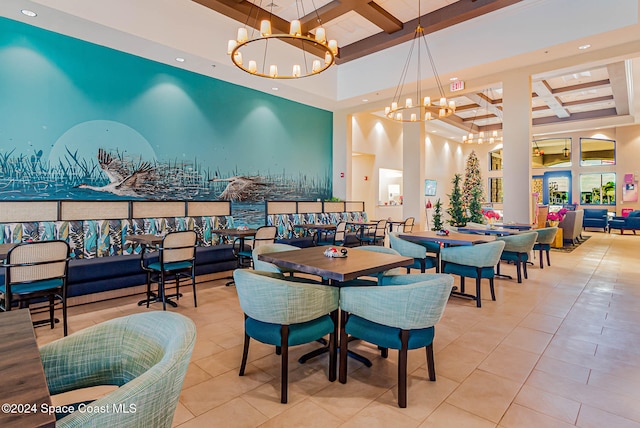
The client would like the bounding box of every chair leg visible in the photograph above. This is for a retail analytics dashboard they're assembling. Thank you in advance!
[281,325,289,404]
[146,272,152,308]
[175,275,180,301]
[539,249,544,269]
[475,274,482,308]
[522,255,528,279]
[380,347,389,358]
[420,259,426,273]
[49,294,55,329]
[516,261,522,283]
[239,332,250,376]
[275,346,282,355]
[398,330,409,408]
[426,343,436,381]
[460,276,465,294]
[339,311,349,384]
[62,288,68,337]
[489,278,496,301]
[160,273,167,311]
[191,268,197,307]
[329,310,338,382]
[546,250,551,267]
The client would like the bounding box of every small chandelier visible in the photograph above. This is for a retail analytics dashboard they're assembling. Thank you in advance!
[533,141,544,156]
[462,88,502,144]
[563,139,570,157]
[384,4,454,122]
[227,1,338,79]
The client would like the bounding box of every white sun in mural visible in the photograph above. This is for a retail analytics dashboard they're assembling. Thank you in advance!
[48,120,157,167]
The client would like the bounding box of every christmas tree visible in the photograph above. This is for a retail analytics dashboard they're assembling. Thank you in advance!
[447,174,467,227]
[431,199,444,231]
[463,150,484,212]
[467,186,485,223]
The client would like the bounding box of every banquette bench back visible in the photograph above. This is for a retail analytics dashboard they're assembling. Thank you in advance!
[265,200,367,240]
[0,200,234,259]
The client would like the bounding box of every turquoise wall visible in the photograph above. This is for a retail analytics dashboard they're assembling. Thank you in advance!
[0,17,332,210]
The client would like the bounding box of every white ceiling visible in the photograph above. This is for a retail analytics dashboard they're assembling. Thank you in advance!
[2,0,640,140]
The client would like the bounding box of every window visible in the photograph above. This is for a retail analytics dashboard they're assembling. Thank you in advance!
[489,148,503,171]
[532,138,572,168]
[580,138,615,166]
[580,173,616,205]
[489,177,503,203]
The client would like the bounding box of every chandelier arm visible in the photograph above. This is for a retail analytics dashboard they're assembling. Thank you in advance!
[391,36,417,103]
[420,33,446,99]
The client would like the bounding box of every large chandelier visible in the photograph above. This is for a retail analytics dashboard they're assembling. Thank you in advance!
[226,1,338,79]
[384,4,454,122]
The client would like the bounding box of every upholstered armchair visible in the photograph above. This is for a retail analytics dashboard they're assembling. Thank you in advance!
[40,312,195,428]
[252,243,300,275]
[233,269,339,403]
[338,273,454,408]
[559,209,583,245]
[440,241,505,308]
[608,211,640,234]
[388,232,439,273]
[582,208,609,232]
[533,227,558,269]
[354,245,407,285]
[496,232,538,283]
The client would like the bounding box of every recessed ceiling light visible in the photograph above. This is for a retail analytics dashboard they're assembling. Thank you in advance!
[449,77,458,81]
[175,57,185,62]
[578,44,591,50]
[21,9,37,17]
[272,87,279,91]
[362,99,368,102]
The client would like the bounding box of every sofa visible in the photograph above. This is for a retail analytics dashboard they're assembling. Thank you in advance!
[0,214,237,299]
[582,208,609,232]
[559,209,584,245]
[608,211,640,234]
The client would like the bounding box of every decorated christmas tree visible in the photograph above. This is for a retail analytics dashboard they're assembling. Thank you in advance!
[447,174,467,227]
[467,186,485,223]
[431,199,444,231]
[463,150,484,211]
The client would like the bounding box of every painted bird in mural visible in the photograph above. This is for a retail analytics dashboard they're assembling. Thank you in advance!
[77,148,158,197]
[210,174,268,201]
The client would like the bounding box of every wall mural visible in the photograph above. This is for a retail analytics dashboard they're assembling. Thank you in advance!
[0,18,333,226]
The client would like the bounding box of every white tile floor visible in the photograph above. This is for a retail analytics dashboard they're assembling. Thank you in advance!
[36,231,640,427]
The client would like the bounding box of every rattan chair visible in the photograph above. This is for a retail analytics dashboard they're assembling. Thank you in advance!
[141,231,197,310]
[1,240,70,335]
[358,219,387,245]
[234,226,277,268]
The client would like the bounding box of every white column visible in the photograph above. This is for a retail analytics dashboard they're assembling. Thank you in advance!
[402,122,425,229]
[502,71,533,223]
[332,111,351,200]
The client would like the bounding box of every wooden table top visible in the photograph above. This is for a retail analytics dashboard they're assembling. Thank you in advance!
[494,223,533,230]
[399,230,496,246]
[211,228,258,238]
[457,227,524,236]
[293,224,337,231]
[0,310,56,428]
[125,234,163,246]
[258,246,412,283]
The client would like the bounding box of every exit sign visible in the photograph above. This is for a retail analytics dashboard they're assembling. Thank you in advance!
[450,80,465,92]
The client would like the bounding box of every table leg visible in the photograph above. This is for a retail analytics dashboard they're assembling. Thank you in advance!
[226,237,246,286]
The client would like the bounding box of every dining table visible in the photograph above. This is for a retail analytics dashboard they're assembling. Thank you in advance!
[258,245,413,366]
[399,230,496,246]
[212,228,258,285]
[457,227,524,236]
[0,310,56,428]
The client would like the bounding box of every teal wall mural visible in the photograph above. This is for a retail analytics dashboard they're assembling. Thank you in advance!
[0,17,333,225]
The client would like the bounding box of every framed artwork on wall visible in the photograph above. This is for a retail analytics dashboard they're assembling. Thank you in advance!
[424,179,437,196]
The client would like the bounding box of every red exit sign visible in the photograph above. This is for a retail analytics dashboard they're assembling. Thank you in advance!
[450,80,465,92]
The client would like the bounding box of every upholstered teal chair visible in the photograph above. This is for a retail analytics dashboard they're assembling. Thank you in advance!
[354,245,407,285]
[233,269,339,403]
[496,231,538,283]
[338,273,454,408]
[532,227,558,269]
[39,312,195,427]
[388,232,439,273]
[252,243,300,275]
[440,240,505,307]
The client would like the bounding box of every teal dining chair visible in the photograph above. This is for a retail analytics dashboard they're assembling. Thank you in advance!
[440,240,506,308]
[532,227,558,269]
[252,243,300,275]
[233,269,339,403]
[496,231,538,283]
[338,273,454,408]
[388,232,439,273]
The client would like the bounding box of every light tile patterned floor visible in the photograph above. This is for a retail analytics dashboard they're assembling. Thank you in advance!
[35,231,640,427]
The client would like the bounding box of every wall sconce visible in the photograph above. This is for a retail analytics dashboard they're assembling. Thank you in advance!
[563,140,570,158]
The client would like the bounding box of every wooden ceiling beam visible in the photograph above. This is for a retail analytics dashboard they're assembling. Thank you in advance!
[354,2,403,34]
[338,0,524,63]
[193,0,328,57]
